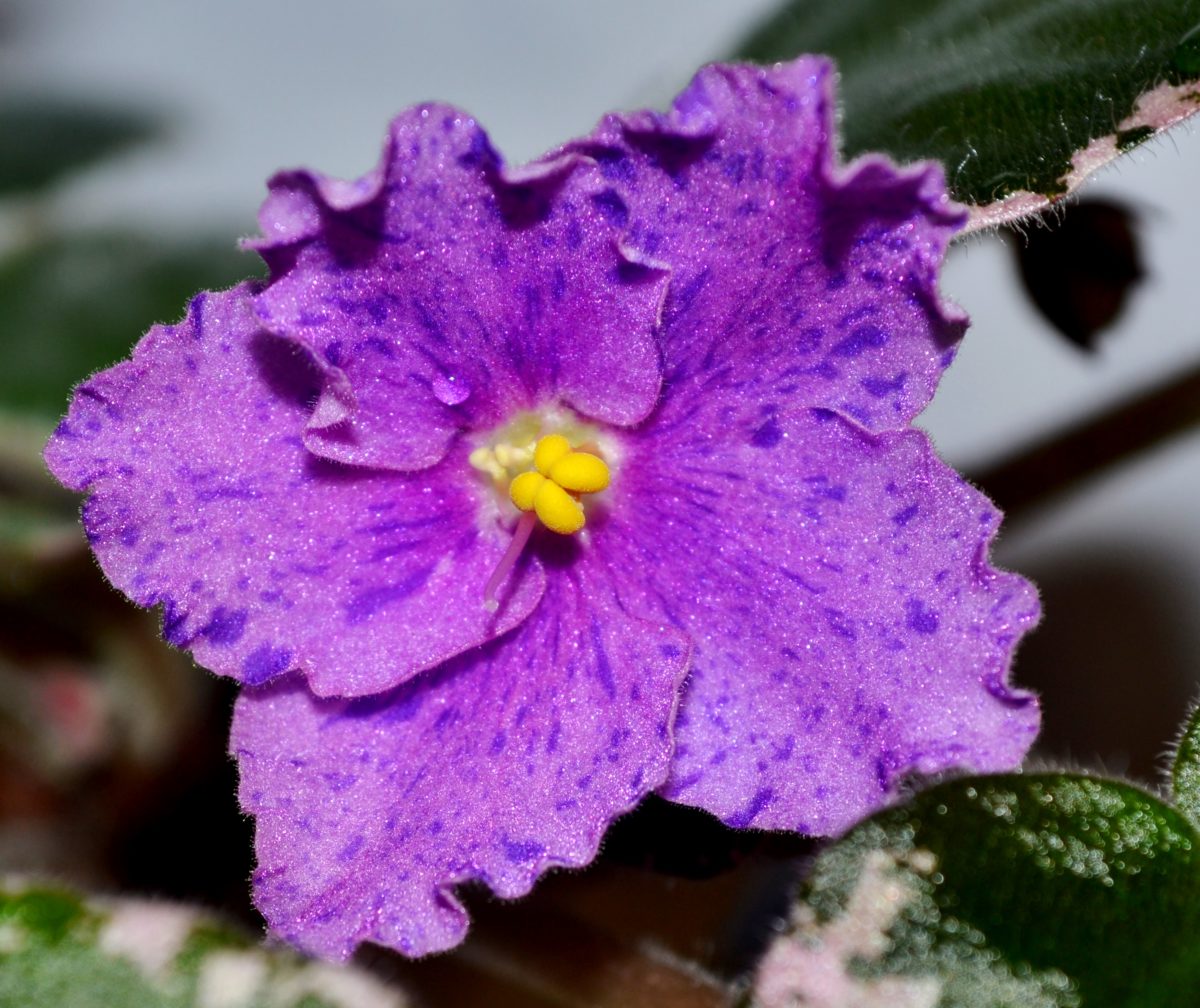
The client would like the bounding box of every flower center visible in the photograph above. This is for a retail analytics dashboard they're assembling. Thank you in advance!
[468,411,614,531]
[470,414,614,611]
[507,434,610,534]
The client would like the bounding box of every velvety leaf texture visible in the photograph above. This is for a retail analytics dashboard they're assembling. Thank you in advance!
[1172,702,1200,832]
[754,774,1200,1008]
[0,879,410,1008]
[46,58,1039,959]
[735,0,1200,224]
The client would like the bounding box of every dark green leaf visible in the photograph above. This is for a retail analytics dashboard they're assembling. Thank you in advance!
[0,232,261,418]
[753,774,1200,1008]
[1172,704,1200,832]
[733,0,1200,224]
[0,98,159,197]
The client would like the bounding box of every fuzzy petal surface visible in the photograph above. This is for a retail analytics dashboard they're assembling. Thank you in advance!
[251,105,666,472]
[569,57,967,433]
[233,564,688,959]
[43,54,1044,964]
[601,401,1039,835]
[44,284,544,696]
[553,57,1035,833]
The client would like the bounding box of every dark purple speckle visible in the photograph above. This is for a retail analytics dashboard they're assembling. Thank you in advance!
[242,643,293,685]
[338,834,365,862]
[502,837,545,863]
[588,618,617,699]
[750,417,783,448]
[345,567,434,624]
[831,324,887,358]
[861,372,907,398]
[728,787,774,828]
[161,600,193,647]
[590,188,629,227]
[905,597,940,635]
[203,606,247,646]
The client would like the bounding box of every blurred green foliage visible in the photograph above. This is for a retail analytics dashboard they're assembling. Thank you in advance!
[0,233,259,418]
[0,93,260,419]
[0,97,158,197]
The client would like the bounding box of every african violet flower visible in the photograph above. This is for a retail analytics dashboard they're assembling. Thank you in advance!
[45,56,1039,959]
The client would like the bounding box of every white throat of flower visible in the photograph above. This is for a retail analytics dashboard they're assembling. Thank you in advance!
[470,409,615,611]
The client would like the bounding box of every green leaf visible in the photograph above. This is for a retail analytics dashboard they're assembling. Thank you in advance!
[0,879,411,1008]
[0,98,159,197]
[752,774,1200,1008]
[0,232,260,418]
[733,0,1200,228]
[1172,703,1200,831]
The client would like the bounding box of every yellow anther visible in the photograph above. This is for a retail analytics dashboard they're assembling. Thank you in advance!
[534,479,585,534]
[533,434,572,476]
[501,433,611,536]
[550,451,610,494]
[509,470,545,512]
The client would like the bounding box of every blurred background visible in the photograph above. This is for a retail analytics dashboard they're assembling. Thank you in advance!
[2,0,1198,1002]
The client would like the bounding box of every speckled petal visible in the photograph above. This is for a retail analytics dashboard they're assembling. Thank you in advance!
[232,566,688,959]
[44,284,544,696]
[601,404,1039,835]
[249,105,667,472]
[568,57,967,432]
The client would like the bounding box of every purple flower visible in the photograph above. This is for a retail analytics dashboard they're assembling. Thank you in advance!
[45,57,1039,959]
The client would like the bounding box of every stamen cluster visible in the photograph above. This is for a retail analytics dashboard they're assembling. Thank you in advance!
[508,434,610,534]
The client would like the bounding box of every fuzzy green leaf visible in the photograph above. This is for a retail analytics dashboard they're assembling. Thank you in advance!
[1172,704,1200,832]
[0,880,410,1008]
[753,774,1200,1008]
[734,0,1200,229]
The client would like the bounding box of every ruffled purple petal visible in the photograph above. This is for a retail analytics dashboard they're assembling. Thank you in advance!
[568,57,966,432]
[249,105,667,472]
[43,55,1044,962]
[600,404,1039,835]
[232,566,688,959]
[44,284,544,696]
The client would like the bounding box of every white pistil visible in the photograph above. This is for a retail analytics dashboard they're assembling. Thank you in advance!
[483,511,537,612]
